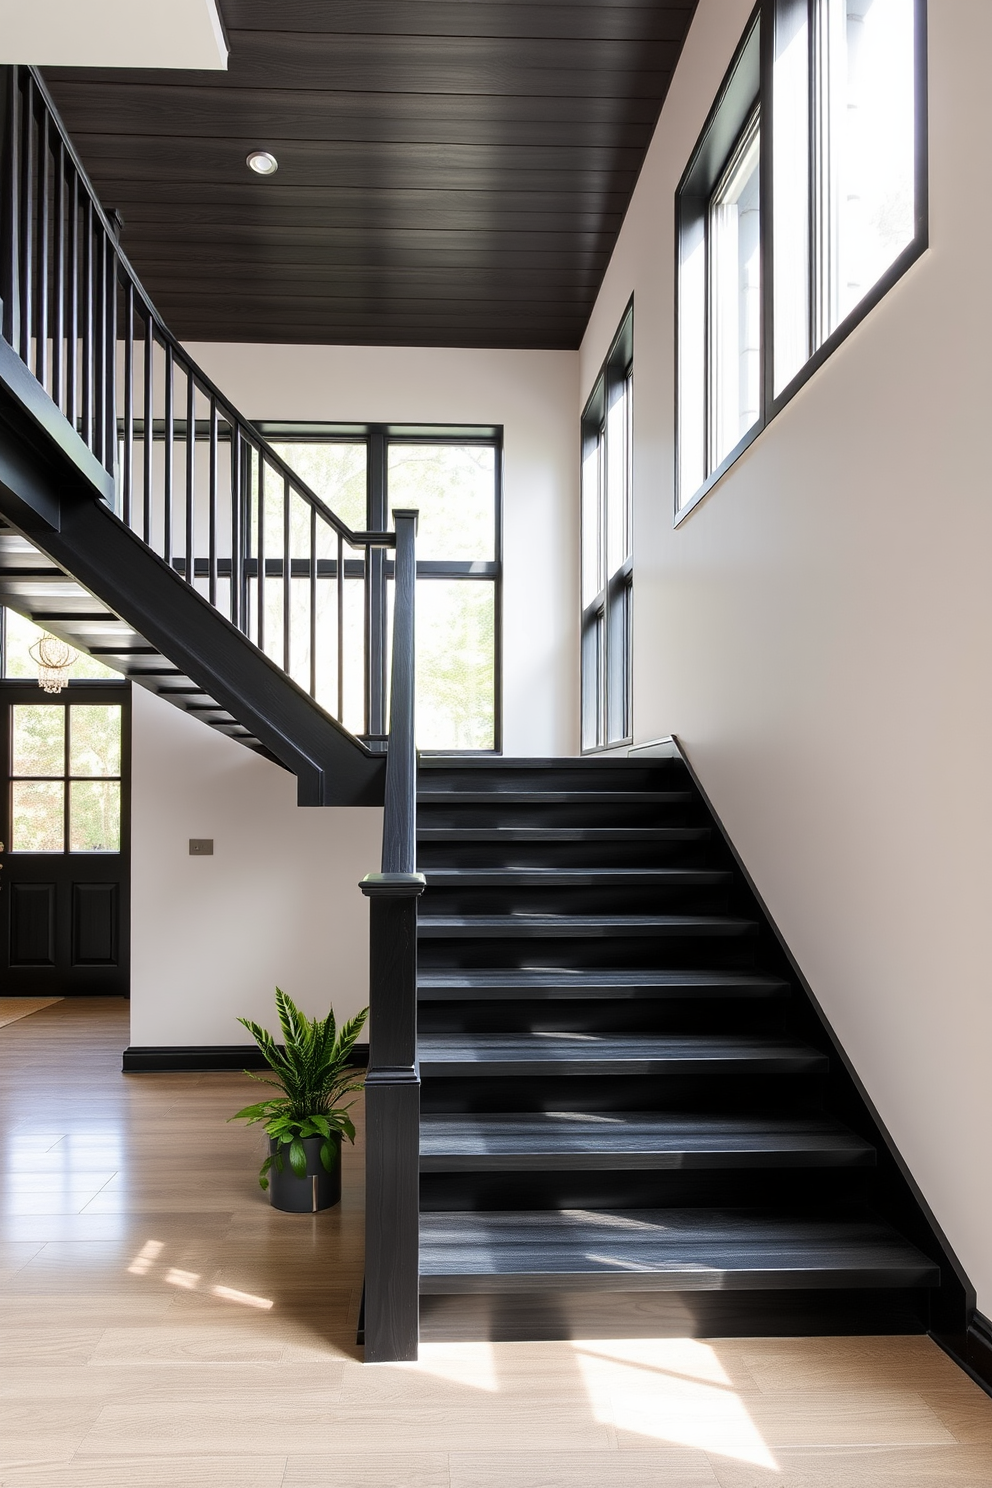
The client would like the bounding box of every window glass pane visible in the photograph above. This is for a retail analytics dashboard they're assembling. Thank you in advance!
[773,0,810,393]
[70,705,122,778]
[581,440,601,606]
[416,580,495,750]
[819,0,916,339]
[4,609,117,680]
[709,115,761,470]
[70,780,121,853]
[269,442,368,533]
[677,211,707,504]
[11,781,64,852]
[606,381,629,576]
[387,445,495,561]
[12,704,64,777]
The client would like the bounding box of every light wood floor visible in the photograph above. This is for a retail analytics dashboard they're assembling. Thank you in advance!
[1,997,992,1487]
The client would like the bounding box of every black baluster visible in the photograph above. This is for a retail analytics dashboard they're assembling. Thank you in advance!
[282,473,291,673]
[122,281,133,526]
[141,316,153,541]
[52,136,64,411]
[67,168,77,431]
[37,105,48,389]
[163,341,173,566]
[185,369,195,585]
[81,197,93,451]
[20,72,34,365]
[209,396,219,608]
[337,530,344,723]
[257,452,266,652]
[4,68,22,351]
[309,506,317,699]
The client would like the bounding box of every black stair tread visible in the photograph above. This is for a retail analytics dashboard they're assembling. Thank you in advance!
[417,1209,940,1292]
[419,757,679,769]
[418,913,756,938]
[418,790,695,804]
[417,826,710,842]
[417,969,790,1001]
[420,1112,875,1170]
[418,1032,828,1075]
[422,868,732,887]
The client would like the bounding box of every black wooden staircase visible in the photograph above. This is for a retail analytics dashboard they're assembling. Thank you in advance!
[0,62,974,1370]
[413,754,946,1341]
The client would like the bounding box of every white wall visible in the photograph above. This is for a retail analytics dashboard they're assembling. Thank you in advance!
[580,0,992,1312]
[186,342,581,759]
[129,683,382,1047]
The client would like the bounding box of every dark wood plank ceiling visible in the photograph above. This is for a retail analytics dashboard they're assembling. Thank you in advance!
[44,1,698,349]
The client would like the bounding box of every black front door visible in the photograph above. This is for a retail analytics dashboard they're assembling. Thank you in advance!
[0,683,130,996]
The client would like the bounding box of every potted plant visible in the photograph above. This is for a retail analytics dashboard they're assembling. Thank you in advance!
[230,989,368,1213]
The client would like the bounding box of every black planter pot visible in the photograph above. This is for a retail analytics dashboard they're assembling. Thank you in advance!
[267,1133,342,1213]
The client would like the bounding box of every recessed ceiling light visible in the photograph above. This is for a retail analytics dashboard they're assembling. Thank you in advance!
[247,151,278,176]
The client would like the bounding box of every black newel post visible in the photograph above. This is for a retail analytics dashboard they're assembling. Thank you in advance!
[360,509,423,1363]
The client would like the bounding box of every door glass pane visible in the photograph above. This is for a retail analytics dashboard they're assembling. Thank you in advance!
[11,781,64,852]
[387,445,495,561]
[12,705,64,777]
[69,780,121,853]
[69,705,122,777]
[269,442,368,533]
[416,580,495,751]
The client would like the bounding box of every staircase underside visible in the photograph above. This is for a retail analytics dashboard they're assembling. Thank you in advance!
[414,756,947,1343]
[0,521,272,758]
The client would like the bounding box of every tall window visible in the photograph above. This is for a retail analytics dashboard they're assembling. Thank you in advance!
[261,424,501,753]
[677,0,925,516]
[582,306,633,752]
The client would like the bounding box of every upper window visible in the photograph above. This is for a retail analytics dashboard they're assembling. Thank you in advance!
[581,304,633,753]
[677,0,925,516]
[259,424,501,754]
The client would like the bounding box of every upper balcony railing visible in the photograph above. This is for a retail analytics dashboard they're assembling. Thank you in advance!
[1,65,398,747]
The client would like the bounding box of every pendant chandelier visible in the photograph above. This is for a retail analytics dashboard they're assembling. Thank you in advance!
[29,633,77,694]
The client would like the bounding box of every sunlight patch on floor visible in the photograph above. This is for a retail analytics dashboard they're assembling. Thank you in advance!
[574,1337,779,1469]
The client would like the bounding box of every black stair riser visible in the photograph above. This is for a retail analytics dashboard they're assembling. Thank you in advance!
[421,885,734,916]
[416,973,790,1002]
[417,804,705,830]
[419,1168,875,1214]
[420,1073,827,1115]
[418,999,788,1037]
[418,916,757,940]
[418,940,763,973]
[415,841,716,871]
[419,1288,931,1342]
[419,762,691,793]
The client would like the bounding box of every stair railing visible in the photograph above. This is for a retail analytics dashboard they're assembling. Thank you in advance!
[0,64,396,745]
[360,509,424,1363]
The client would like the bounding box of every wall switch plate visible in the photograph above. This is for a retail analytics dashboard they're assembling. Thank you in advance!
[189,839,214,856]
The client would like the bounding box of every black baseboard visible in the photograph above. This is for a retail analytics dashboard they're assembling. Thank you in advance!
[933,1311,992,1401]
[122,1042,370,1073]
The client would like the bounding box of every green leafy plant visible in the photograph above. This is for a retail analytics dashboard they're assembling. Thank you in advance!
[229,989,368,1189]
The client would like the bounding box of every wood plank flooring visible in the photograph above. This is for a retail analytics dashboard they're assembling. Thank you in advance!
[1,997,991,1486]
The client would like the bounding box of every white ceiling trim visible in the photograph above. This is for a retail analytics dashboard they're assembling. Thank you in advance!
[0,0,227,70]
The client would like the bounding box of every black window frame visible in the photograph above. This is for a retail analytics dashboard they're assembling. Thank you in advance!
[257,421,503,756]
[675,0,928,523]
[581,301,633,754]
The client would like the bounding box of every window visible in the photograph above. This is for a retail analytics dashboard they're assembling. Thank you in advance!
[581,305,633,752]
[677,0,925,516]
[260,424,501,753]
[9,701,123,853]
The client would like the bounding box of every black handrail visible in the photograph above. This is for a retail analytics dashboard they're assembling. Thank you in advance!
[1,65,396,743]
